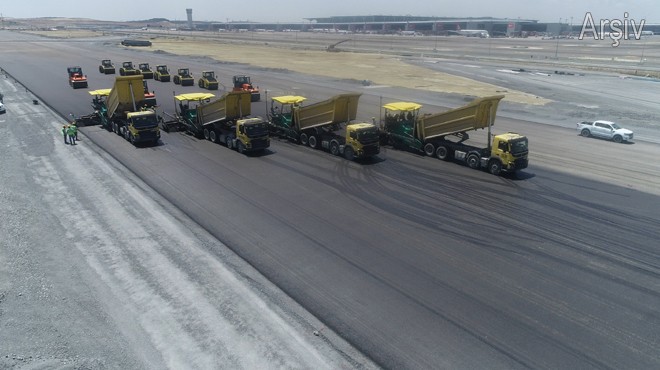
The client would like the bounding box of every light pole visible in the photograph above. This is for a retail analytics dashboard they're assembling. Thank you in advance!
[555,18,561,59]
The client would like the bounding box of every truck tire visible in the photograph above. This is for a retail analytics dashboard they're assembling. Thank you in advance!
[299,133,309,146]
[130,133,136,145]
[488,159,502,175]
[580,129,591,137]
[209,130,218,143]
[330,142,340,156]
[435,145,449,160]
[308,135,318,149]
[467,153,481,169]
[344,146,354,161]
[225,136,233,149]
[123,128,130,140]
[203,128,210,140]
[613,134,623,143]
[423,143,435,156]
[237,142,245,154]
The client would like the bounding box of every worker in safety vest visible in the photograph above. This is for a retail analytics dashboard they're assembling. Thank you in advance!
[62,125,69,144]
[67,124,77,145]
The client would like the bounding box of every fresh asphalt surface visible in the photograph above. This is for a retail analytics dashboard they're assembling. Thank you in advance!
[2,31,660,368]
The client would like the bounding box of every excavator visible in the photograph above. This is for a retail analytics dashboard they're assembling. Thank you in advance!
[326,39,351,52]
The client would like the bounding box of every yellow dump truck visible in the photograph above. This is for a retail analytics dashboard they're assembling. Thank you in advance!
[75,75,160,146]
[381,95,528,175]
[269,93,380,160]
[167,91,269,154]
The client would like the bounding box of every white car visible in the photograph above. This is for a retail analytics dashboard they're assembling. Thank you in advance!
[0,102,5,114]
[577,120,634,143]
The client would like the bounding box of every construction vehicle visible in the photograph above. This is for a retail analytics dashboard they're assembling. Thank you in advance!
[232,75,260,101]
[74,75,160,146]
[166,91,269,154]
[119,61,138,76]
[154,65,170,82]
[142,80,157,108]
[173,68,194,86]
[198,71,219,90]
[99,59,115,74]
[326,39,351,52]
[269,93,379,160]
[67,66,88,89]
[138,63,154,79]
[380,95,528,175]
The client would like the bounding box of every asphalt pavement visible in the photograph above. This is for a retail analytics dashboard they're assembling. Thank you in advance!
[1,30,660,369]
[0,59,375,369]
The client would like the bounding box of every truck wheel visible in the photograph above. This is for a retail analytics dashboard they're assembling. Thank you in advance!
[308,135,318,149]
[467,153,481,169]
[435,145,449,160]
[580,129,591,137]
[300,133,309,146]
[123,127,129,140]
[203,129,210,140]
[423,143,435,156]
[344,146,354,161]
[613,134,623,143]
[209,131,217,143]
[330,142,340,156]
[488,160,502,175]
[237,142,245,154]
[130,134,136,145]
[225,136,233,149]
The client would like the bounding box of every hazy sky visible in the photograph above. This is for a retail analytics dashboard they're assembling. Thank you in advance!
[2,0,659,24]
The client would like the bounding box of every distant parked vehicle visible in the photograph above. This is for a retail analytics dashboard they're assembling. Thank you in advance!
[577,120,634,143]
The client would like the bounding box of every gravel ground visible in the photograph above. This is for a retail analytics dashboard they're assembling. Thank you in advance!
[0,72,376,369]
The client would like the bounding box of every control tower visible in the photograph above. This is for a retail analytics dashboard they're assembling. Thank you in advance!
[186,9,193,29]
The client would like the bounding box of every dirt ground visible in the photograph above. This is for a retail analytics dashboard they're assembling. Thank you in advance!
[23,30,101,39]
[147,38,551,106]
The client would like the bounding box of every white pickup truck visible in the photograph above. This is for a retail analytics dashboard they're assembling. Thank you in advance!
[577,120,634,143]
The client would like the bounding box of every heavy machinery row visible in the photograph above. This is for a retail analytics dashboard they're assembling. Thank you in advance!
[74,70,529,175]
[95,59,261,101]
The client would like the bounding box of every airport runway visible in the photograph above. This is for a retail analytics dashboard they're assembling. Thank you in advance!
[2,31,660,369]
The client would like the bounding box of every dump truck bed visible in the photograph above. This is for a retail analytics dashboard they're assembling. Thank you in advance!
[418,95,504,140]
[197,91,252,126]
[295,93,361,130]
[106,75,145,119]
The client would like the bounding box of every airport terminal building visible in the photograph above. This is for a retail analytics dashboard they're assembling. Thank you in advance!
[205,15,658,37]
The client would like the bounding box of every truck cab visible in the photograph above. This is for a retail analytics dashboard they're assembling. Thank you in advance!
[232,117,270,153]
[321,122,380,160]
[487,133,529,174]
[125,110,160,145]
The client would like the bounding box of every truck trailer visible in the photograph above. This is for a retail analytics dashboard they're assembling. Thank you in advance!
[268,93,380,160]
[380,95,528,175]
[167,91,269,154]
[75,75,160,146]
